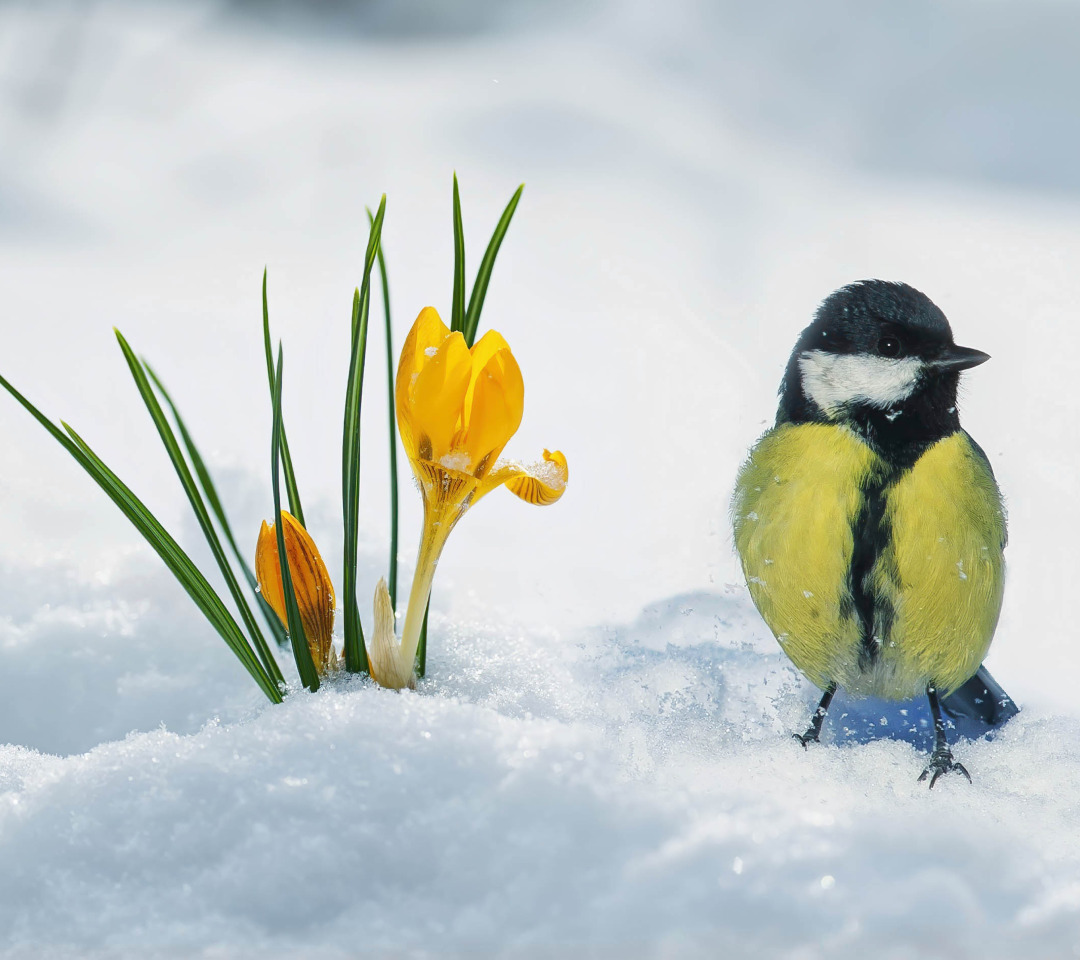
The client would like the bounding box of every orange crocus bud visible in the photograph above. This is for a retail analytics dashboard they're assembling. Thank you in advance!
[255,511,337,675]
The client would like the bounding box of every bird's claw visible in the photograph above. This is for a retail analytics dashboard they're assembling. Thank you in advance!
[793,731,819,750]
[918,749,972,789]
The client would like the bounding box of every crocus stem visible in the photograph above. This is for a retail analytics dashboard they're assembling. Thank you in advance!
[399,511,454,674]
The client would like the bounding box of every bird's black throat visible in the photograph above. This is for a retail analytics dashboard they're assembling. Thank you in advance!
[778,363,963,470]
[844,375,963,470]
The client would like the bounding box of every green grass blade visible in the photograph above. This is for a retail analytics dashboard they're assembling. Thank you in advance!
[144,363,289,648]
[114,332,286,690]
[0,371,282,703]
[271,346,319,691]
[262,269,306,526]
[368,205,399,612]
[463,183,524,348]
[341,195,385,673]
[451,173,466,335]
[342,287,366,672]
[63,423,282,702]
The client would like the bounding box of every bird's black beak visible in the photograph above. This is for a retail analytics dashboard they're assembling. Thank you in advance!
[929,344,990,372]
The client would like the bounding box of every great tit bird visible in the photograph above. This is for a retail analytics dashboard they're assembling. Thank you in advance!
[732,280,1017,786]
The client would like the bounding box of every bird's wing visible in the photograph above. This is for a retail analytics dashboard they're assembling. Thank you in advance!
[962,429,1008,551]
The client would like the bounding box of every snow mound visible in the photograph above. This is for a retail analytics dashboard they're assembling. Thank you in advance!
[1,588,1078,959]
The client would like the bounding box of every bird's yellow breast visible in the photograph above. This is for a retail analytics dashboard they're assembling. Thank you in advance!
[873,433,1006,694]
[732,423,875,690]
[732,424,1005,698]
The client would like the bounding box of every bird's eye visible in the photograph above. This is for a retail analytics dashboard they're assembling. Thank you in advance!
[877,335,902,358]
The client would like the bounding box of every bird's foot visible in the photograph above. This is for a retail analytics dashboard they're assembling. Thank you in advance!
[918,748,972,789]
[793,731,820,750]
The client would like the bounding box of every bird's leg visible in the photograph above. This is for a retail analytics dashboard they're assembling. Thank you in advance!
[794,683,836,748]
[918,685,972,788]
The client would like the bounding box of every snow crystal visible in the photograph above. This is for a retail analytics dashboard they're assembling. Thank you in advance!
[438,451,472,472]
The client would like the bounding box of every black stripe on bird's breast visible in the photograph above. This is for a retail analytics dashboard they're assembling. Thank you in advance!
[847,462,898,670]
[842,395,964,668]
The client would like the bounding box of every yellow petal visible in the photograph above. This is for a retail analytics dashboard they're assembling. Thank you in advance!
[396,307,449,387]
[482,449,569,506]
[467,329,513,392]
[459,343,524,476]
[461,330,515,444]
[254,511,337,674]
[255,520,287,627]
[407,329,472,463]
[366,578,416,690]
[395,307,451,461]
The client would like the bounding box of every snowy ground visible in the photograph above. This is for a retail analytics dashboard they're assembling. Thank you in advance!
[2,1,1080,957]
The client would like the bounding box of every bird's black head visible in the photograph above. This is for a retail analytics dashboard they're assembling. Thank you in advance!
[778,280,989,465]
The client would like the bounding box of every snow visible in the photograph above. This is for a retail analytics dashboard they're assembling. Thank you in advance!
[3,586,1080,958]
[438,452,472,473]
[3,0,1080,956]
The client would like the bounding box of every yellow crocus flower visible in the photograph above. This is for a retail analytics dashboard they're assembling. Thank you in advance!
[367,306,568,689]
[255,511,338,675]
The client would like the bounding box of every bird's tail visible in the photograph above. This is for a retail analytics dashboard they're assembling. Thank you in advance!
[941,665,1019,726]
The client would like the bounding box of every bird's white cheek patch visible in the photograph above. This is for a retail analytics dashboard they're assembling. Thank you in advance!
[798,350,923,415]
